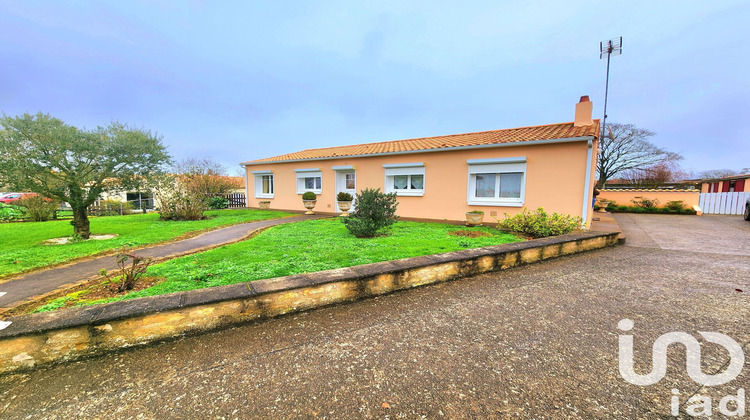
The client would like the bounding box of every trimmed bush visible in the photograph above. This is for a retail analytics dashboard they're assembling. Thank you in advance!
[467,210,485,214]
[342,188,398,238]
[302,191,317,201]
[337,191,353,201]
[496,207,581,238]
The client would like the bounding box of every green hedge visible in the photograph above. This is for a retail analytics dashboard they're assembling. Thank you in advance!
[597,203,696,215]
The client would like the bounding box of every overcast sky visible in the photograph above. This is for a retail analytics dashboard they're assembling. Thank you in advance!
[1,1,748,175]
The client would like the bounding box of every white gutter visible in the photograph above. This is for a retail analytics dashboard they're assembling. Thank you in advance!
[581,138,594,228]
[242,136,595,166]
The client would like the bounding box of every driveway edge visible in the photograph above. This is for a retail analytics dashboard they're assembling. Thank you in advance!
[0,230,619,375]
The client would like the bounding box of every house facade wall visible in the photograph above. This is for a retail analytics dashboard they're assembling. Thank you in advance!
[700,177,748,194]
[246,138,597,225]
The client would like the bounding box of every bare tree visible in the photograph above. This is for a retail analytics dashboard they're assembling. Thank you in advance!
[174,158,242,199]
[697,169,741,179]
[149,158,242,221]
[622,161,689,189]
[597,123,682,188]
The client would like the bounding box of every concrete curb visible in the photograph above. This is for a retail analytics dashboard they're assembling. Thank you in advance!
[0,230,619,375]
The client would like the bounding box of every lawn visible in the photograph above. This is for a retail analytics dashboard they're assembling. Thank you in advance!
[0,209,295,278]
[33,219,521,311]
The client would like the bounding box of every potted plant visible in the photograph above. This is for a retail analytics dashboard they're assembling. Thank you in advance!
[465,210,485,226]
[336,191,354,216]
[597,199,610,213]
[258,201,271,210]
[302,191,317,214]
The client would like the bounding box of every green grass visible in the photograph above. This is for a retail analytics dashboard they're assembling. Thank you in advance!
[36,219,521,311]
[0,209,294,278]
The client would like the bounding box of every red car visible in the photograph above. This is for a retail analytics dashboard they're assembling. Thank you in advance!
[0,192,40,204]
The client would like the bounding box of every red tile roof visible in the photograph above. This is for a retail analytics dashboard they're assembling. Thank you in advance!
[243,120,600,165]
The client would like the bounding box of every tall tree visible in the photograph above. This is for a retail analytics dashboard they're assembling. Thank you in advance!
[0,113,170,238]
[622,161,689,189]
[597,123,681,188]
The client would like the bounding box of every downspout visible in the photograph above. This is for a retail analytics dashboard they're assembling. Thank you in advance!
[581,138,594,228]
[241,164,250,208]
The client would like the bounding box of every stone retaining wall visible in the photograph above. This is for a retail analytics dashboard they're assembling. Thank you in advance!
[0,231,619,375]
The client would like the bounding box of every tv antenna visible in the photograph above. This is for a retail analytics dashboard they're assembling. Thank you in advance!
[599,36,622,143]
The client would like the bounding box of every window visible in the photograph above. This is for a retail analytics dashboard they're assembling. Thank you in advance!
[295,169,322,194]
[253,171,274,198]
[467,158,526,206]
[345,173,356,189]
[384,163,425,196]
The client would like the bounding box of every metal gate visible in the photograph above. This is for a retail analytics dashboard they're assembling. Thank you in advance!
[699,192,750,215]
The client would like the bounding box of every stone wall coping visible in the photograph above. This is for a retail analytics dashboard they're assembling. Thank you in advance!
[600,188,698,192]
[0,230,614,340]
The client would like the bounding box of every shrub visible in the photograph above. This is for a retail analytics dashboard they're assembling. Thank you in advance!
[496,207,581,238]
[665,200,685,211]
[467,210,485,214]
[17,196,59,221]
[208,196,229,209]
[631,198,659,208]
[99,252,153,292]
[342,188,399,238]
[302,191,317,201]
[150,173,207,221]
[337,192,353,201]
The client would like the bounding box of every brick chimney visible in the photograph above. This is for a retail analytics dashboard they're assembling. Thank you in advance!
[574,95,593,127]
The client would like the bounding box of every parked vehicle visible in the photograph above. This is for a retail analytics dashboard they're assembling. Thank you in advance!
[0,192,40,204]
[744,197,750,221]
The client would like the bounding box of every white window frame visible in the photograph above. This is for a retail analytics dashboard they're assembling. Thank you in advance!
[384,163,425,196]
[252,171,274,199]
[295,168,323,195]
[467,157,526,206]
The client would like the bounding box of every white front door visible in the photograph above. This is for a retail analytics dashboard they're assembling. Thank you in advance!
[335,170,357,212]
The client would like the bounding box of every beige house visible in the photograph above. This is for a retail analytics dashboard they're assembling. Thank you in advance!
[243,96,600,226]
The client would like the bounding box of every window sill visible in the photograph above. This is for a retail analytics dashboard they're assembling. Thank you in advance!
[467,200,524,207]
[256,194,274,199]
[390,190,425,197]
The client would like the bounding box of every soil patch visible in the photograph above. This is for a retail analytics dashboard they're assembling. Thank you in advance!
[448,230,492,238]
[1,276,162,316]
[43,234,118,245]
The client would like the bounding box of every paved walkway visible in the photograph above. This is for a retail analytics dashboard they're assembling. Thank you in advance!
[0,215,324,310]
[0,214,747,418]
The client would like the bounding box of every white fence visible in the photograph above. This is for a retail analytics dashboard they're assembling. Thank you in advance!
[699,192,750,215]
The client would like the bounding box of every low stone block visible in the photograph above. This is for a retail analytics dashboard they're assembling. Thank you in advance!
[42,327,90,358]
[520,248,541,264]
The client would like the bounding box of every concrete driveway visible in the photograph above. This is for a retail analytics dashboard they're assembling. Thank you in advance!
[0,214,748,418]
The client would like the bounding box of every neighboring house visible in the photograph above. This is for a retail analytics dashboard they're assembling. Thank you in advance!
[242,96,600,226]
[695,173,749,193]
